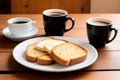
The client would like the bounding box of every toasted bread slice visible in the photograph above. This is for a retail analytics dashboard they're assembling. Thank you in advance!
[50,42,87,66]
[26,43,53,65]
[35,37,67,54]
[37,55,53,65]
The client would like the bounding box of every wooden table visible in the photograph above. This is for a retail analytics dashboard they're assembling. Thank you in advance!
[0,14,120,80]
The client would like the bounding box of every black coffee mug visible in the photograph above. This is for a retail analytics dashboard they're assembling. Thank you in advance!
[86,17,118,48]
[43,9,75,36]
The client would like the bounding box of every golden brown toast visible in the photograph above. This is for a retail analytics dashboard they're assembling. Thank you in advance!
[50,42,87,66]
[26,37,88,66]
[26,43,53,65]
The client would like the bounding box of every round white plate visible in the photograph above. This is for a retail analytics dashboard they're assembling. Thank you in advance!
[13,36,98,72]
[2,27,38,42]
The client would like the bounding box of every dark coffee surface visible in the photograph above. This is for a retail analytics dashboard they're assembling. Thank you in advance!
[46,12,65,17]
[91,21,110,26]
[13,21,28,24]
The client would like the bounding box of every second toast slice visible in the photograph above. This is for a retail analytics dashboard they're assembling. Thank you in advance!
[26,43,53,65]
[50,42,88,66]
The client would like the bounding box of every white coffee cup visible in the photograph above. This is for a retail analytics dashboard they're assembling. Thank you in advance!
[8,17,36,37]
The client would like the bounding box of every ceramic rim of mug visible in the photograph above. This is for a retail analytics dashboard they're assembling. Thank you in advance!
[8,17,32,25]
[43,9,68,17]
[87,17,112,26]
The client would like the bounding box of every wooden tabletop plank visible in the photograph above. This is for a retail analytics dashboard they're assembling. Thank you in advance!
[0,14,120,29]
[0,71,120,80]
[0,28,120,51]
[86,51,120,70]
[1,50,120,71]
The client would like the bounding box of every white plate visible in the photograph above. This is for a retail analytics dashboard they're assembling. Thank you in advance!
[2,27,38,42]
[13,36,98,72]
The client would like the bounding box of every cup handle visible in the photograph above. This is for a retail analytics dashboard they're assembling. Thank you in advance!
[107,28,118,43]
[64,17,75,32]
[29,21,37,31]
[32,20,36,26]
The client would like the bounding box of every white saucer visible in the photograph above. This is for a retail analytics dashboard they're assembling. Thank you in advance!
[2,27,38,41]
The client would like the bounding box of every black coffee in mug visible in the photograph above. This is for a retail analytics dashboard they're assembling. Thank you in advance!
[43,9,75,36]
[47,12,65,17]
[91,21,110,26]
[12,21,28,24]
[86,17,118,48]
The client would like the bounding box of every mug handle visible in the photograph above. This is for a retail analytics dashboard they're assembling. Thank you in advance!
[107,28,118,43]
[64,17,75,32]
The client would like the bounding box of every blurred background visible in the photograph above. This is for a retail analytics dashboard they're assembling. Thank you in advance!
[0,0,120,14]
[91,0,120,13]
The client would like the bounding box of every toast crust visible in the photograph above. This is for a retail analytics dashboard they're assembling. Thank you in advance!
[37,55,53,65]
